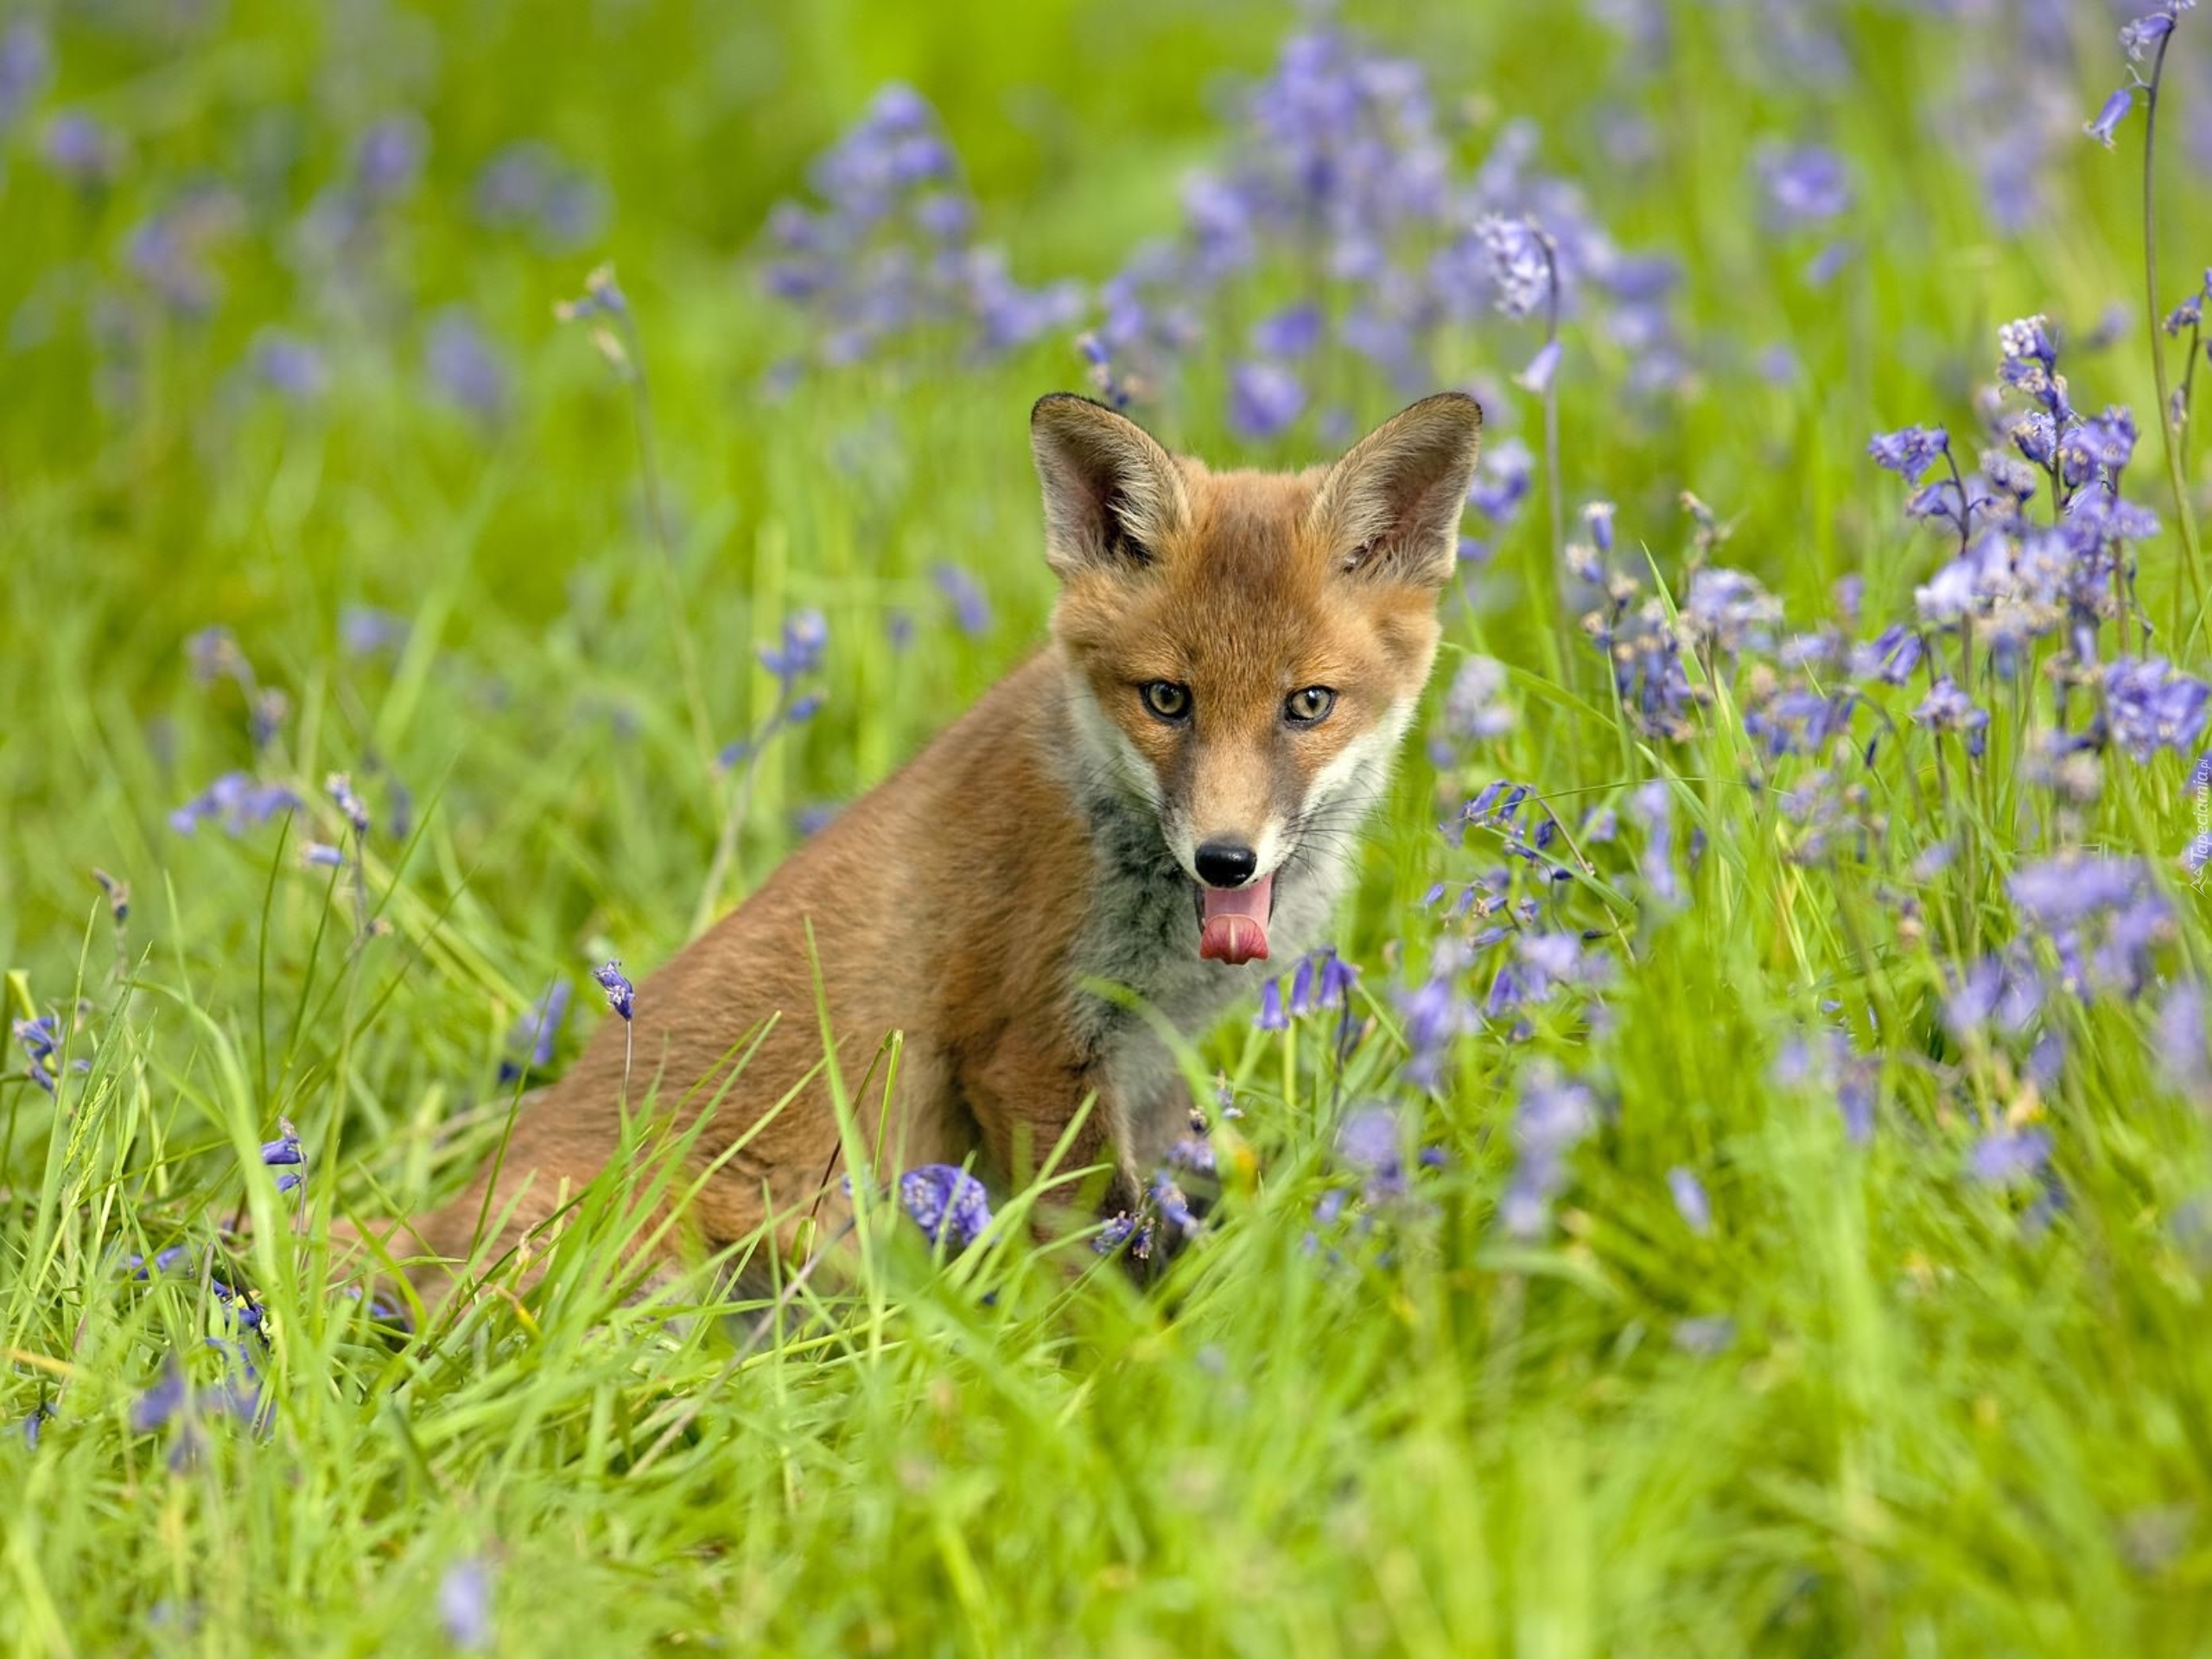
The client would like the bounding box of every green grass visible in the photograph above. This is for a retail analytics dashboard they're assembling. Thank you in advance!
[6,1,2212,1653]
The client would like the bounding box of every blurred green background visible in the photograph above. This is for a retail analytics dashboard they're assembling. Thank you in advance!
[6,1,2212,1652]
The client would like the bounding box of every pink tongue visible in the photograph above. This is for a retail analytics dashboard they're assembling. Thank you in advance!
[1198,873,1274,965]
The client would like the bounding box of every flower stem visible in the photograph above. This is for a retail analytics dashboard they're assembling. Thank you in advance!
[2139,32,2207,645]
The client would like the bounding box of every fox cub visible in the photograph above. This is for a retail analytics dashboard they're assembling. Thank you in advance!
[380,390,1482,1290]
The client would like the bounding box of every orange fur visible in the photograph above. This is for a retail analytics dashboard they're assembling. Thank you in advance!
[375,392,1481,1298]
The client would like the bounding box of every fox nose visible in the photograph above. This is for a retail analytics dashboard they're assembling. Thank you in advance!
[1194,840,1259,888]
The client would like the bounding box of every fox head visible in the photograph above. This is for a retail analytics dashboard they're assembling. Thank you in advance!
[1032,391,1483,965]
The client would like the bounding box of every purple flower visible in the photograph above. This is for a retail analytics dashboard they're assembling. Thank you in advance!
[1867,424,1949,485]
[1947,950,2044,1038]
[505,981,572,1077]
[170,773,304,838]
[131,1360,190,1434]
[1228,359,1306,440]
[2102,658,2211,760]
[1668,1167,1713,1236]
[326,772,371,837]
[1499,1071,1597,1239]
[1440,655,1515,743]
[437,1560,495,1652]
[760,609,830,683]
[259,1120,302,1167]
[1336,1105,1407,1203]
[1681,568,1783,656]
[251,331,327,402]
[1466,438,1534,524]
[2120,12,2178,63]
[1757,143,1851,226]
[0,20,53,130]
[425,309,511,423]
[355,114,428,199]
[41,110,120,185]
[1473,215,1554,319]
[896,1164,993,1250]
[2157,982,2211,1097]
[2086,87,2135,148]
[1970,1127,2052,1186]
[1255,979,1287,1031]
[1251,302,1323,358]
[1913,677,1990,756]
[1094,1210,1155,1260]
[1513,337,1563,395]
[932,566,991,641]
[593,960,635,1021]
[340,606,410,658]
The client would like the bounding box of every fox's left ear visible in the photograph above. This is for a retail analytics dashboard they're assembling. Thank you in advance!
[1307,392,1484,591]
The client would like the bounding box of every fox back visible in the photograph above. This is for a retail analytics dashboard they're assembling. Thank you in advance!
[378,391,1481,1295]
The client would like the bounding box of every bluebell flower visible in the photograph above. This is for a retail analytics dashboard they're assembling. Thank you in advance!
[1582,500,1616,556]
[2079,86,2132,148]
[1912,677,1990,757]
[1440,656,1515,743]
[1473,215,1554,319]
[1867,424,1949,484]
[1668,1167,1713,1236]
[251,331,327,402]
[355,114,427,199]
[1466,437,1535,524]
[1756,143,1850,226]
[1336,1105,1408,1203]
[326,773,371,837]
[760,609,830,683]
[1947,948,2044,1039]
[0,19,52,129]
[93,868,129,925]
[896,1164,993,1251]
[438,1560,495,1652]
[1848,625,1925,686]
[2010,855,2171,995]
[1999,315,2064,410]
[1165,1112,1217,1179]
[2156,982,2211,1097]
[424,309,512,423]
[593,961,635,1022]
[931,567,991,640]
[302,842,345,869]
[2101,658,2211,760]
[1970,1127,2052,1186]
[1513,337,1563,395]
[1499,1070,1597,1239]
[131,1360,189,1434]
[14,1014,59,1095]
[1094,1210,1155,1261]
[504,981,572,1080]
[259,1119,302,1168]
[1255,979,1288,1031]
[1681,568,1783,657]
[1228,359,1306,440]
[2119,11,2179,63]
[41,110,121,186]
[1251,302,1323,358]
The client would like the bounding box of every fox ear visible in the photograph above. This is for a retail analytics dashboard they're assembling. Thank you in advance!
[1030,394,1188,581]
[1308,392,1484,590]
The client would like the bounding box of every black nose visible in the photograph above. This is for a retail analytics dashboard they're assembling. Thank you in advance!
[1194,841,1258,888]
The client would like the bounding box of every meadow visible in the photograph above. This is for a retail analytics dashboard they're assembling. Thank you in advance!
[5,0,2212,1652]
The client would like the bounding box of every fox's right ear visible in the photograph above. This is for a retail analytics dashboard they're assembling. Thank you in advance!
[1030,394,1188,581]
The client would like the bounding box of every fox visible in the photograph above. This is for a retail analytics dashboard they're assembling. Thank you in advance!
[361,389,1482,1298]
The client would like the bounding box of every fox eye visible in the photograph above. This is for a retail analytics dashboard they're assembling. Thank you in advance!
[1285,686,1336,726]
[1141,681,1192,722]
